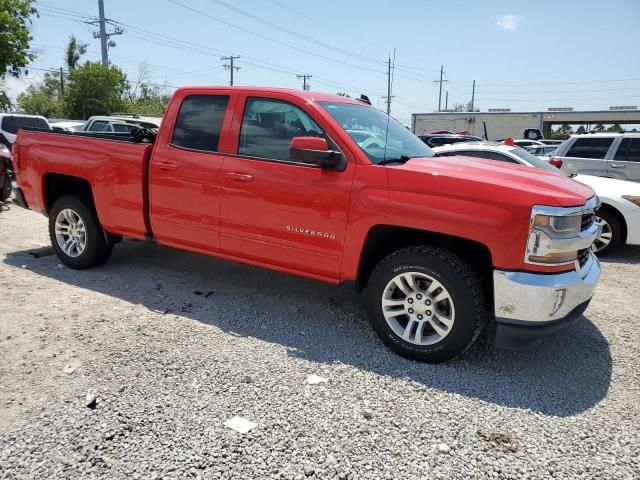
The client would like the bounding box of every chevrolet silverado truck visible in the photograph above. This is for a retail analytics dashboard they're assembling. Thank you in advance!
[13,87,601,362]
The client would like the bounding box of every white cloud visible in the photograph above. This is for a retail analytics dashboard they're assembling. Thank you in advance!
[2,74,42,105]
[496,14,525,31]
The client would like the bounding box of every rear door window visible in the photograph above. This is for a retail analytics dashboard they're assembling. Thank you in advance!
[113,123,137,133]
[565,138,614,159]
[171,95,230,152]
[88,120,112,132]
[1,116,49,134]
[614,138,640,162]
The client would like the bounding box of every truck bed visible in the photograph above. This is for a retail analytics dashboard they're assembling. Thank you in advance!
[15,128,154,240]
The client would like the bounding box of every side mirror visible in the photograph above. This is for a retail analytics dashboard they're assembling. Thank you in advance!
[289,136,344,170]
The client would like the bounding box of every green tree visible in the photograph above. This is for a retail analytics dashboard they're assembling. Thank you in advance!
[65,35,87,71]
[63,61,128,119]
[607,123,624,133]
[17,72,64,117]
[575,125,586,135]
[552,124,573,139]
[594,123,605,132]
[124,82,170,116]
[0,0,38,110]
[0,0,37,77]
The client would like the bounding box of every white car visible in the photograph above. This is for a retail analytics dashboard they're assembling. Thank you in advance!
[50,121,86,132]
[0,113,50,149]
[84,114,162,133]
[433,142,640,256]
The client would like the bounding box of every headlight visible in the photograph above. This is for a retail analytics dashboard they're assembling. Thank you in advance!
[526,205,593,265]
[532,213,582,239]
[622,195,640,207]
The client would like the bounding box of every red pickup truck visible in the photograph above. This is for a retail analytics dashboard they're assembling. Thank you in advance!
[13,87,601,362]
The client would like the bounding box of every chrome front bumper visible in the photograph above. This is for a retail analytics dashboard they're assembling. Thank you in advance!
[493,252,601,348]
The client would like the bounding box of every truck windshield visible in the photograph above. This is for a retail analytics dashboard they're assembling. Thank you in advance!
[319,102,435,164]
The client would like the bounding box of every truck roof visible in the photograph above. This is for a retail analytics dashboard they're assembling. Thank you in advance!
[173,86,366,105]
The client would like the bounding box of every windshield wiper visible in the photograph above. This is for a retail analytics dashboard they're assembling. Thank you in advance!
[378,155,411,166]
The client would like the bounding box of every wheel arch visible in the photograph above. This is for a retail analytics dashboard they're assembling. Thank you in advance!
[43,173,94,213]
[355,225,494,307]
[599,202,627,243]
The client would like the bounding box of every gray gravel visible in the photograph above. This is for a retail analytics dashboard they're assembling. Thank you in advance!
[1,202,639,479]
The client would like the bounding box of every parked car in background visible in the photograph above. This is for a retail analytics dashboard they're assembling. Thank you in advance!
[0,144,12,201]
[525,144,558,157]
[0,113,50,150]
[418,133,483,148]
[84,114,162,133]
[13,86,601,361]
[552,133,640,182]
[539,139,564,146]
[50,121,86,132]
[433,142,640,256]
[513,139,545,148]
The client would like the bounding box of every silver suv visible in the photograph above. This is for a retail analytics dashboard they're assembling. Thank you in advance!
[553,133,640,182]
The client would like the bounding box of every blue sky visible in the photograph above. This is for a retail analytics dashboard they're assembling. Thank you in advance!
[12,0,640,124]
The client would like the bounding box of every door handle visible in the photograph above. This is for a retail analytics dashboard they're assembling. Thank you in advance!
[155,161,178,171]
[610,163,626,169]
[225,172,254,182]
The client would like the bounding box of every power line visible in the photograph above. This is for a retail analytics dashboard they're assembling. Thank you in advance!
[205,0,384,66]
[167,0,387,75]
[476,95,640,102]
[476,78,640,87]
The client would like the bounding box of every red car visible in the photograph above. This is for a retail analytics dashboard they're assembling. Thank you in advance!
[13,86,601,362]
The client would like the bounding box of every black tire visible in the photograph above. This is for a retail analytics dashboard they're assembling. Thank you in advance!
[593,209,622,257]
[366,246,486,363]
[0,172,10,202]
[48,195,112,269]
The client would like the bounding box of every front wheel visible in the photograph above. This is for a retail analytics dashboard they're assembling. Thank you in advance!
[49,195,113,269]
[592,209,622,257]
[366,246,486,362]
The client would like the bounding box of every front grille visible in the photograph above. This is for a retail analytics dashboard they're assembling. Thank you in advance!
[581,213,595,230]
[577,248,590,267]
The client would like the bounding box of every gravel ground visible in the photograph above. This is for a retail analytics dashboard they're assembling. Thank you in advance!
[1,200,639,479]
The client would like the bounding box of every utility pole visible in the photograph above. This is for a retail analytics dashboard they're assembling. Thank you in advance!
[445,91,448,111]
[91,0,123,66]
[296,74,312,90]
[434,65,448,112]
[470,80,476,112]
[59,67,64,95]
[386,56,392,115]
[221,55,241,86]
[382,50,396,115]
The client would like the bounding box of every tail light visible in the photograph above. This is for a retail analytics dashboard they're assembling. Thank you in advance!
[549,158,563,168]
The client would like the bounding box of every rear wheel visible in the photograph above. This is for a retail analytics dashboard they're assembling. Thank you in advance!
[593,209,622,257]
[48,195,112,269]
[1,170,10,202]
[366,246,486,362]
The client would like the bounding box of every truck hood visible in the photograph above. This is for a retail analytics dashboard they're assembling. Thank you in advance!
[389,155,595,207]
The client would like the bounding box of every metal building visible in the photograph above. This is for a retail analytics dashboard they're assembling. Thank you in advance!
[411,108,640,140]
